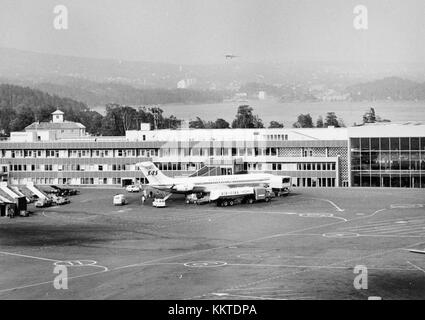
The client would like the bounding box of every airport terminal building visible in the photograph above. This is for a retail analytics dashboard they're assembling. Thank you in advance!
[0,110,424,188]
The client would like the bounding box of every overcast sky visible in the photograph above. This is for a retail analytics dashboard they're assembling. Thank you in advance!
[0,0,424,64]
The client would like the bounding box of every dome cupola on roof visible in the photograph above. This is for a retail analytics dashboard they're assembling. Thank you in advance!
[52,109,65,123]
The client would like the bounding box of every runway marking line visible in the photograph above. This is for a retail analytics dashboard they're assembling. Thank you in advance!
[215,240,425,294]
[112,207,401,272]
[0,251,109,294]
[406,261,425,274]
[0,203,418,296]
[300,197,345,212]
[0,251,59,262]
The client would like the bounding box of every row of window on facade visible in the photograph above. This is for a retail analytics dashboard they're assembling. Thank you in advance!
[7,161,338,173]
[297,177,336,187]
[352,173,425,188]
[351,137,425,151]
[8,162,213,173]
[351,151,425,171]
[8,164,141,172]
[143,147,321,158]
[2,147,329,159]
[10,177,148,186]
[2,149,159,159]
[295,162,336,171]
[264,134,289,141]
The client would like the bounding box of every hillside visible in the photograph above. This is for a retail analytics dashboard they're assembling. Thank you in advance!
[0,84,101,135]
[346,77,425,101]
[0,83,187,136]
[32,79,227,106]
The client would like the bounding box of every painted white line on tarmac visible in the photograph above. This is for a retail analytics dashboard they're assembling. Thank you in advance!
[211,292,284,300]
[0,251,59,262]
[303,197,345,212]
[223,262,415,272]
[203,209,298,216]
[391,204,424,209]
[0,268,109,294]
[115,206,377,271]
[406,261,425,274]
[225,286,292,292]
[229,240,425,292]
[377,226,425,235]
[0,202,407,296]
[357,234,425,238]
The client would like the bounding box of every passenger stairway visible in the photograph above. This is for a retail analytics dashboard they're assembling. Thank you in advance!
[26,182,49,200]
[189,166,221,177]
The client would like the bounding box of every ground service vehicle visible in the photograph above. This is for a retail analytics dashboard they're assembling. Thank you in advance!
[152,198,167,208]
[35,198,52,208]
[51,195,70,205]
[50,185,79,196]
[212,186,273,207]
[126,185,141,193]
[113,194,127,206]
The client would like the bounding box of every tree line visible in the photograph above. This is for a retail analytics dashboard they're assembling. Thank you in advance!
[189,105,346,129]
[2,84,387,138]
[0,84,182,136]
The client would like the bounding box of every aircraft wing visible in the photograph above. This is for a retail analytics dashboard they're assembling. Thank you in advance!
[198,184,230,193]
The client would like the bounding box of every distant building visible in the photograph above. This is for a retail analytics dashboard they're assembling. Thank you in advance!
[177,78,197,89]
[19,110,86,141]
[0,112,424,188]
[177,79,187,89]
[258,91,266,100]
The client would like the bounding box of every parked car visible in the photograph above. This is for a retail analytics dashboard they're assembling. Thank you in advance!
[152,198,167,208]
[51,195,70,205]
[113,194,127,206]
[50,185,79,196]
[27,194,38,203]
[35,198,52,208]
[126,185,141,193]
[43,187,60,195]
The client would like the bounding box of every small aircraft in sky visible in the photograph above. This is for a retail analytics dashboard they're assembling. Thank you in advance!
[225,54,239,59]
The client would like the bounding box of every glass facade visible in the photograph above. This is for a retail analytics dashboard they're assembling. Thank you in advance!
[350,137,425,188]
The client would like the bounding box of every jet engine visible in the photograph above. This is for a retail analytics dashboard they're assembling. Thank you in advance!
[173,183,195,192]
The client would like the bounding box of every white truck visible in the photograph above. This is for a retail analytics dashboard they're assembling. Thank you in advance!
[152,198,167,208]
[210,186,274,207]
[113,194,127,206]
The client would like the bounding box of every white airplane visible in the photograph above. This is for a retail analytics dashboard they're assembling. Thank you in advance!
[225,54,239,59]
[136,161,290,196]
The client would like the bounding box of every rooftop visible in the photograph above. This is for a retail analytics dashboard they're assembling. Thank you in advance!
[25,121,86,131]
[348,121,425,137]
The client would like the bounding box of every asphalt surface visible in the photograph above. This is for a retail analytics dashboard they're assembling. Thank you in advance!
[0,187,424,300]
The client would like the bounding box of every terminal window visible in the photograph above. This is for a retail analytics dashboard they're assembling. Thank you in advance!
[350,137,425,188]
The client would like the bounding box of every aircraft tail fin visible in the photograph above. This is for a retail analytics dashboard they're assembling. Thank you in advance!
[136,162,173,186]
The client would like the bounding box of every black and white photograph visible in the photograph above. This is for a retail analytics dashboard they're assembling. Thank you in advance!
[0,0,424,307]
